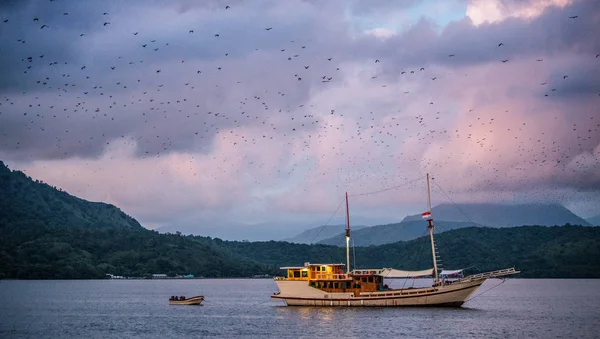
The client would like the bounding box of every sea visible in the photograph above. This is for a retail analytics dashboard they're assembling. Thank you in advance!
[0,279,598,338]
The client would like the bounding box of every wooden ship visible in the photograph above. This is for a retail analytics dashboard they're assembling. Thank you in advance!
[271,174,519,307]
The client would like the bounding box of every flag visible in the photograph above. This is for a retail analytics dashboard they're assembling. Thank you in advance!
[421,211,431,219]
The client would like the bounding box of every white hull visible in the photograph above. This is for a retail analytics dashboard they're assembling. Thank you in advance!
[271,279,484,307]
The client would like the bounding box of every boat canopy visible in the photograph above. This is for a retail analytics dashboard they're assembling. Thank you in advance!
[440,269,464,276]
[377,268,434,278]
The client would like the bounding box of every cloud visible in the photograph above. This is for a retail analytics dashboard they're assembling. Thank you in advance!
[1,0,599,239]
[466,0,573,25]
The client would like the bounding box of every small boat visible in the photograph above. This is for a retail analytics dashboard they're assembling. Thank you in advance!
[168,295,204,305]
[271,174,520,307]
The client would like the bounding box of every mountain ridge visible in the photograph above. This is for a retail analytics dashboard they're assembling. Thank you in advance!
[282,224,368,244]
[318,220,476,246]
[317,202,591,247]
[402,202,590,227]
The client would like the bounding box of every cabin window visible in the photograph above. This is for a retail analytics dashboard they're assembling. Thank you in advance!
[302,271,308,278]
[376,276,382,283]
[361,277,366,283]
[293,271,300,278]
[368,276,374,283]
[334,282,339,289]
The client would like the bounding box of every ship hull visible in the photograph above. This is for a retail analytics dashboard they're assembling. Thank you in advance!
[271,279,483,307]
[169,296,204,305]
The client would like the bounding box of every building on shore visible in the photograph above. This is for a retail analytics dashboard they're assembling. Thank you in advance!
[152,274,168,279]
[106,274,125,279]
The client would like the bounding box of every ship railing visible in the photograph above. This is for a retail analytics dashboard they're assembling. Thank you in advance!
[314,273,352,280]
[457,267,520,282]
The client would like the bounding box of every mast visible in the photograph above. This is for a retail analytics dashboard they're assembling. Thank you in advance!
[345,192,351,275]
[426,173,439,285]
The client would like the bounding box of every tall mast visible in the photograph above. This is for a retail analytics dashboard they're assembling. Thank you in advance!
[426,173,439,285]
[345,192,351,275]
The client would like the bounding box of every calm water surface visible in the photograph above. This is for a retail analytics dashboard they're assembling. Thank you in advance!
[0,279,598,338]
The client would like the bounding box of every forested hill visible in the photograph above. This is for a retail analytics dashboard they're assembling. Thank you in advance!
[0,161,142,231]
[1,223,598,279]
[0,225,271,279]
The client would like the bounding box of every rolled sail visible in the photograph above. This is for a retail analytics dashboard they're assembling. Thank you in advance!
[378,268,434,278]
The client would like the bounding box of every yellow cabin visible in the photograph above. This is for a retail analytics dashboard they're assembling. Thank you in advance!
[278,263,386,296]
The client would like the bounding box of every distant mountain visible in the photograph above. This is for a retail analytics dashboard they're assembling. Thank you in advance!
[0,161,143,231]
[318,220,475,246]
[587,215,600,226]
[156,215,392,241]
[402,203,591,227]
[156,219,316,242]
[282,224,368,244]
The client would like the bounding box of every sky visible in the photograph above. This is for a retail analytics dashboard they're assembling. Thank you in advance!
[1,0,599,241]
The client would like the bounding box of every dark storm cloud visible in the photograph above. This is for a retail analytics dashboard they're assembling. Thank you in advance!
[0,0,597,174]
[0,0,339,160]
[369,0,600,74]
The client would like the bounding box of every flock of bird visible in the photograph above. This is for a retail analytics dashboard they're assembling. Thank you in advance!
[0,1,598,213]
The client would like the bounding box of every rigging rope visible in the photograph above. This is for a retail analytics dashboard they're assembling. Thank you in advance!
[307,197,346,245]
[308,174,425,246]
[464,278,507,304]
[348,175,426,197]
[433,180,512,272]
[432,180,485,227]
